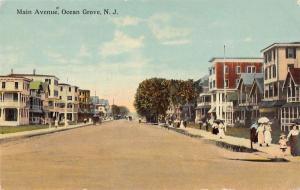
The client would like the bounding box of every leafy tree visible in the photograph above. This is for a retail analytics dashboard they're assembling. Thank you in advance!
[134,78,170,122]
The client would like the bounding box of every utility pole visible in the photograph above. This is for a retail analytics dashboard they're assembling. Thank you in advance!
[223,45,227,126]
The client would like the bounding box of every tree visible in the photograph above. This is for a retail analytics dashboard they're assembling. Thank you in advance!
[134,78,170,122]
[119,106,129,116]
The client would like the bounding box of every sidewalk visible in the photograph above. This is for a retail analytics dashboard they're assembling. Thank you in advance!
[0,120,111,143]
[163,125,299,162]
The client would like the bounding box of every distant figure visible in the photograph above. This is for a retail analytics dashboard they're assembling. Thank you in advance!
[278,133,288,157]
[218,121,226,139]
[212,121,219,135]
[139,118,141,123]
[55,119,58,128]
[180,120,185,129]
[256,124,265,147]
[264,123,272,146]
[287,125,299,156]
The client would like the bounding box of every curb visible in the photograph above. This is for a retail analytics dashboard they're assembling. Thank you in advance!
[154,124,258,153]
[0,120,113,143]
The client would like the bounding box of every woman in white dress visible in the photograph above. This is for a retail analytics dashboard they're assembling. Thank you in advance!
[256,124,265,147]
[264,123,272,146]
[218,122,226,139]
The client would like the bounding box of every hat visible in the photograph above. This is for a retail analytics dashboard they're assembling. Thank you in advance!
[280,133,286,138]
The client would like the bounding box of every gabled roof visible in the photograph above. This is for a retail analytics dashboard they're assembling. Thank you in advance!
[237,73,264,90]
[283,68,300,88]
[249,78,264,96]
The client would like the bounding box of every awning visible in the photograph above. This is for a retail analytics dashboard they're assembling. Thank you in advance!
[259,108,277,113]
[208,106,216,113]
[282,102,300,108]
[259,100,286,108]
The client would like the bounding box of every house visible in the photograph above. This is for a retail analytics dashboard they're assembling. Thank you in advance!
[195,75,210,122]
[10,71,60,121]
[0,75,31,126]
[249,78,264,121]
[78,89,92,122]
[29,81,50,124]
[260,42,300,124]
[281,68,300,131]
[57,83,79,122]
[236,73,263,126]
[208,57,263,125]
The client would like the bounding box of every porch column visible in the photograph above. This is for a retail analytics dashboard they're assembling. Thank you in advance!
[17,108,20,125]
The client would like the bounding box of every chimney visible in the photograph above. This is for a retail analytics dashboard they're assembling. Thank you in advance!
[33,69,36,75]
[11,69,13,74]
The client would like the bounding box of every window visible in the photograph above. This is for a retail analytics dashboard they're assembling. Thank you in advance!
[59,96,62,100]
[213,80,216,88]
[225,80,229,88]
[274,83,278,97]
[264,54,267,63]
[265,69,268,80]
[75,87,78,93]
[60,87,63,91]
[45,79,51,84]
[75,97,78,101]
[209,68,212,75]
[273,49,276,60]
[268,67,271,79]
[225,65,229,74]
[272,65,276,78]
[247,66,256,73]
[236,66,241,74]
[54,80,58,86]
[269,85,273,97]
[2,82,5,89]
[69,87,71,92]
[15,82,18,89]
[286,47,296,59]
[268,51,272,62]
[67,96,72,100]
[265,90,269,98]
[54,90,58,97]
[209,82,212,89]
[288,64,294,70]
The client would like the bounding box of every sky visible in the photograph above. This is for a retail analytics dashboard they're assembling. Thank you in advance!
[0,0,300,112]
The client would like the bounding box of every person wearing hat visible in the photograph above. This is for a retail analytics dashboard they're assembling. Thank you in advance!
[264,122,272,147]
[256,124,265,147]
[287,125,299,156]
[278,133,288,157]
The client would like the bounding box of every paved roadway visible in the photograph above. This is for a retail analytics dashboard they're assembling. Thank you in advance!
[0,120,299,190]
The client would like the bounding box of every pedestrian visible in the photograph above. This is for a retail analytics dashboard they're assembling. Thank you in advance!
[287,125,299,156]
[264,122,272,147]
[55,119,58,128]
[256,124,265,147]
[218,121,225,139]
[212,121,219,135]
[180,120,185,129]
[278,133,288,157]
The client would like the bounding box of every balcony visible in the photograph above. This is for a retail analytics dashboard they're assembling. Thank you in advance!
[197,102,211,107]
[287,96,300,103]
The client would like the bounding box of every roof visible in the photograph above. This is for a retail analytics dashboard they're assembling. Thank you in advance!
[237,73,264,89]
[209,57,263,63]
[9,73,59,80]
[0,75,32,81]
[261,42,300,53]
[289,68,300,85]
[29,81,43,90]
[249,77,264,96]
[259,100,286,108]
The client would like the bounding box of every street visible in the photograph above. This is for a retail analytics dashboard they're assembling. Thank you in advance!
[1,120,299,190]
